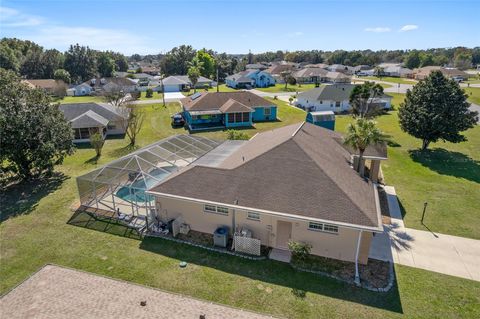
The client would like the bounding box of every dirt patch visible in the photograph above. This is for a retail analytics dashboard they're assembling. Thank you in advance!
[292,255,390,289]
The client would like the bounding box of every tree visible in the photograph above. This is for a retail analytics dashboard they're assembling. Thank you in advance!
[187,57,203,93]
[0,43,20,72]
[97,52,115,77]
[280,71,292,90]
[145,88,153,98]
[349,82,385,118]
[89,133,105,158]
[122,105,145,146]
[102,86,129,107]
[373,66,384,77]
[196,49,215,78]
[110,51,128,72]
[399,71,478,150]
[20,49,44,78]
[64,44,97,83]
[54,69,71,84]
[159,45,196,76]
[41,49,64,78]
[453,49,472,70]
[404,50,421,69]
[343,118,388,177]
[0,69,74,179]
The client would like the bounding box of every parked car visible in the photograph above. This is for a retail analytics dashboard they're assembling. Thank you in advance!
[452,76,464,83]
[171,113,185,127]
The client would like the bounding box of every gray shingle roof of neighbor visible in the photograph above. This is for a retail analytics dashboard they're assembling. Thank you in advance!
[163,75,213,86]
[298,84,355,101]
[149,122,384,230]
[59,103,128,123]
[293,67,329,78]
[181,91,273,112]
[69,110,109,129]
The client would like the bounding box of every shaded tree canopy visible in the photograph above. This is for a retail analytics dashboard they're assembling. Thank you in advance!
[398,71,478,150]
[0,68,75,179]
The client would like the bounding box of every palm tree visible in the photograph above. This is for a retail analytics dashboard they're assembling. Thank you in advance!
[343,118,389,177]
[187,57,204,93]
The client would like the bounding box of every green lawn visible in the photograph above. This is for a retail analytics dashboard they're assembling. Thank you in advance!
[58,95,105,104]
[359,76,418,85]
[138,90,164,100]
[464,87,480,104]
[255,83,318,93]
[335,93,480,239]
[1,100,480,317]
[185,84,238,95]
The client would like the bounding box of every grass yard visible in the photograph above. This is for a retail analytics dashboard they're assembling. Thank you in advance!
[58,95,105,104]
[464,87,480,104]
[1,99,479,318]
[138,90,164,100]
[359,76,418,85]
[184,84,238,95]
[335,93,480,239]
[255,83,318,93]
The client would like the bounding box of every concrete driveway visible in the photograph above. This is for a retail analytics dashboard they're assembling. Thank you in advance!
[370,186,480,282]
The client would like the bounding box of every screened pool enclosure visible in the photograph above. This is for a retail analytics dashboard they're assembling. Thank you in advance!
[76,135,221,217]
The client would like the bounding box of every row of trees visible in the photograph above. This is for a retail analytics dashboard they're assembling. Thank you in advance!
[0,38,129,83]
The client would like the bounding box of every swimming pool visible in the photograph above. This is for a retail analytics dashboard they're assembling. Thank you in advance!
[115,166,176,203]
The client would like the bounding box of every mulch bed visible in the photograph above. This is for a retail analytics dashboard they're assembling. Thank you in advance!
[377,186,391,224]
[292,255,390,289]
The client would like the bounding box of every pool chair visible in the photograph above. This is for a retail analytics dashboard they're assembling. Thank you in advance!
[116,209,133,222]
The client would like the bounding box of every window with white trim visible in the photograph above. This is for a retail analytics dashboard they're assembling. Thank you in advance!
[308,222,338,233]
[264,107,271,116]
[204,204,229,215]
[247,212,260,221]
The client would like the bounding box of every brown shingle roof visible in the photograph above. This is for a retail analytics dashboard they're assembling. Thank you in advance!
[219,99,254,113]
[149,123,384,229]
[181,92,274,112]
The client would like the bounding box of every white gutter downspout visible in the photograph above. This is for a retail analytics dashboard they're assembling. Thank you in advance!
[354,230,363,286]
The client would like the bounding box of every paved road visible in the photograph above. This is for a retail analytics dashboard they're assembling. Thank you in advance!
[369,186,480,281]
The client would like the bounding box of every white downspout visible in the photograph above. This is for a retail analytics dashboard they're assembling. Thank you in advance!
[354,230,363,286]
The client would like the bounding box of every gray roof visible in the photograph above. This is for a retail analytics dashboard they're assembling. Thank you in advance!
[298,84,355,101]
[293,67,328,78]
[69,110,109,129]
[163,75,213,86]
[149,122,384,229]
[59,103,127,123]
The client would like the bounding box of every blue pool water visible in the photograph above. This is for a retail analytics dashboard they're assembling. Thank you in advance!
[115,167,175,203]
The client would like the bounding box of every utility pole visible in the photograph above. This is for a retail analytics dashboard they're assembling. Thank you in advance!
[421,202,428,224]
[216,66,219,92]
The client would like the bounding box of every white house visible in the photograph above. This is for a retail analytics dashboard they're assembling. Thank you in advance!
[296,84,392,113]
[160,75,213,92]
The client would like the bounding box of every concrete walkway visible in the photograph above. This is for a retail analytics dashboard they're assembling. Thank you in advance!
[369,186,480,281]
[0,265,276,319]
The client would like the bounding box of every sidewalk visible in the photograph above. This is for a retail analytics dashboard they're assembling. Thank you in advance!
[370,186,480,281]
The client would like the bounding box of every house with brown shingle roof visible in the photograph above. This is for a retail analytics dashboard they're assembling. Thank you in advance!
[23,79,67,96]
[147,122,387,267]
[180,91,277,131]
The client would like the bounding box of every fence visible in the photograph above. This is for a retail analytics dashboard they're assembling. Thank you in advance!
[233,236,261,256]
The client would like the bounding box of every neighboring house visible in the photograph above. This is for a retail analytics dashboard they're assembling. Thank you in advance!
[132,73,154,86]
[245,63,268,70]
[160,75,213,92]
[59,103,128,142]
[296,84,392,113]
[293,68,328,84]
[23,79,67,96]
[69,78,137,96]
[146,122,387,265]
[180,91,277,131]
[325,71,352,83]
[413,66,470,80]
[382,65,413,78]
[328,64,354,75]
[265,63,297,83]
[226,70,275,88]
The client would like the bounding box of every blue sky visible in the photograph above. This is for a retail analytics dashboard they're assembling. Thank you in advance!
[1,0,479,55]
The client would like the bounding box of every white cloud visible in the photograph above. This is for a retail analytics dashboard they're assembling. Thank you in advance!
[0,6,44,27]
[364,27,391,33]
[287,31,304,37]
[399,24,419,32]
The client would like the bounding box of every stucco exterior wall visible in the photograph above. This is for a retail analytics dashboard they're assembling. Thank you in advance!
[154,196,373,264]
[252,106,277,122]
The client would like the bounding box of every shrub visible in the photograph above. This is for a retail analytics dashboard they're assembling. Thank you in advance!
[226,130,249,140]
[288,241,312,261]
[273,95,278,100]
[145,88,153,98]
[126,73,135,79]
[287,76,297,85]
[288,96,294,104]
[130,91,141,100]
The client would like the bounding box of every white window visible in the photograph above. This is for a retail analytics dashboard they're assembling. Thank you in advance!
[204,204,216,213]
[204,204,229,215]
[308,222,338,234]
[247,212,260,221]
[264,107,271,116]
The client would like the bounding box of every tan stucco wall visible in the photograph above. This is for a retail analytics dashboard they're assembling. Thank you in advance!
[155,196,373,264]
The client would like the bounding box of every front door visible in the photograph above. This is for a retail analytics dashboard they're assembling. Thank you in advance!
[276,221,292,249]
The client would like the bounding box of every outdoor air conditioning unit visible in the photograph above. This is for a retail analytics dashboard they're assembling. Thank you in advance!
[213,226,229,247]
